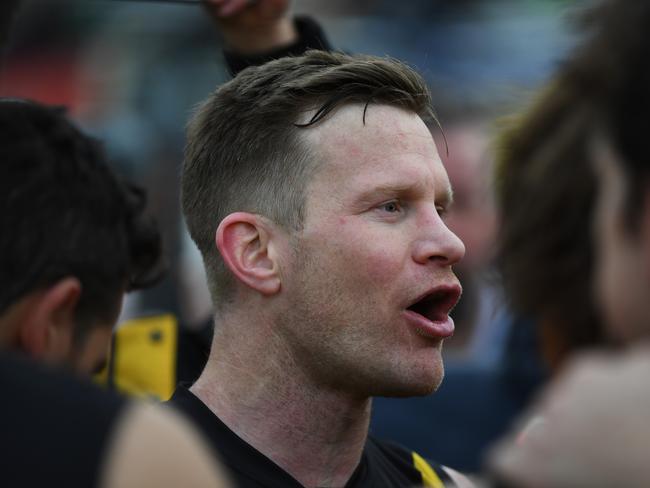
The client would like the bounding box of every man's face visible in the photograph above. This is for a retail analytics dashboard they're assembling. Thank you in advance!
[593,141,650,343]
[278,104,464,398]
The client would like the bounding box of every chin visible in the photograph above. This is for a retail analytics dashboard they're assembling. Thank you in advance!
[372,368,445,398]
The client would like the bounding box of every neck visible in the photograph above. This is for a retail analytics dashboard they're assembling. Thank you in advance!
[191,313,371,488]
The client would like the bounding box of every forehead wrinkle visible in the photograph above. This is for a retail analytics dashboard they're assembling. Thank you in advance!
[328,134,440,181]
[301,104,446,194]
[304,103,430,147]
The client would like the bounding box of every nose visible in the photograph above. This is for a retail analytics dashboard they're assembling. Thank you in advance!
[412,213,465,266]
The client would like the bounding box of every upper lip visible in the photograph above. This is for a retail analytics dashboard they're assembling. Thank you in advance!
[404,283,462,322]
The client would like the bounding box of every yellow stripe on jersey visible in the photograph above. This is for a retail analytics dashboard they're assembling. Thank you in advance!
[412,451,445,488]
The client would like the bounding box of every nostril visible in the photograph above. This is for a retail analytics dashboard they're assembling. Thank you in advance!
[412,228,465,265]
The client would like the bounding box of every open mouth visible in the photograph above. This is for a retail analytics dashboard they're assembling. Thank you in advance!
[406,286,461,323]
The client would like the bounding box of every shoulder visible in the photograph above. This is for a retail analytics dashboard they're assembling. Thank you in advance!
[1,351,126,423]
[100,402,230,488]
[366,436,475,488]
[0,353,126,487]
[439,466,475,488]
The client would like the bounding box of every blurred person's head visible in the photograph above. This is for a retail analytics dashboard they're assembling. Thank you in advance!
[572,0,650,344]
[183,50,464,396]
[487,3,650,483]
[0,99,163,373]
[496,0,650,361]
[495,82,605,370]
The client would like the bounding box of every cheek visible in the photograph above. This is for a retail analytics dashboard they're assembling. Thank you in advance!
[593,195,624,308]
[74,326,113,374]
[364,247,404,284]
[323,224,406,284]
[596,251,618,317]
[598,242,642,342]
[597,227,623,299]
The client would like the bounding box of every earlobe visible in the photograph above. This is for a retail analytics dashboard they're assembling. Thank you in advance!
[19,277,81,364]
[216,213,282,296]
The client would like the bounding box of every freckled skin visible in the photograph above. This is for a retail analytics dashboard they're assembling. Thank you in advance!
[276,104,465,398]
[347,145,362,158]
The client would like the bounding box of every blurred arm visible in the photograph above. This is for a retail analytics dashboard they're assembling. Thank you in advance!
[203,0,332,75]
[204,0,296,54]
[488,348,650,487]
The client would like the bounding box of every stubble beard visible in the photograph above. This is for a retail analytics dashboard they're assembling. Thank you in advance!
[279,241,445,399]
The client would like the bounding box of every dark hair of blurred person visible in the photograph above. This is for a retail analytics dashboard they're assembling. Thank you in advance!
[496,0,650,360]
[0,6,232,486]
[0,99,164,373]
[489,2,650,486]
[571,0,650,344]
[0,97,231,487]
[574,0,650,230]
[495,83,605,370]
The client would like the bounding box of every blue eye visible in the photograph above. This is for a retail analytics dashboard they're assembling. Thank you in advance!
[380,201,402,213]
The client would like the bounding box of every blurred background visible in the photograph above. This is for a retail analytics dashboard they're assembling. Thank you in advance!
[1,0,595,472]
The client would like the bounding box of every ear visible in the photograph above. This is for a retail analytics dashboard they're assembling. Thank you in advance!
[216,212,282,296]
[19,277,81,364]
[640,190,650,274]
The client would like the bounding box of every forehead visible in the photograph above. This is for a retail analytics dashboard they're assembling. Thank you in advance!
[302,104,449,199]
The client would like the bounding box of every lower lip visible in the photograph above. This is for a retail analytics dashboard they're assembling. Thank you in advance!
[403,310,455,340]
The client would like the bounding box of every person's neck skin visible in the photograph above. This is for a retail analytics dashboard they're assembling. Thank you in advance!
[191,307,371,488]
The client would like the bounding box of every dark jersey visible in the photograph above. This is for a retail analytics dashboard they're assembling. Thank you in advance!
[168,385,456,488]
[0,352,126,488]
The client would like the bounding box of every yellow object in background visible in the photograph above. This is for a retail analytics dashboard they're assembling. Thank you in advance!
[95,314,178,401]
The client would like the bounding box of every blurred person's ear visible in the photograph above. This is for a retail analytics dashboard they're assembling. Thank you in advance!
[18,277,81,365]
[639,190,650,266]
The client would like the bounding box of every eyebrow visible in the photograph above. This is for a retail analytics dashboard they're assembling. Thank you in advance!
[356,181,454,207]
